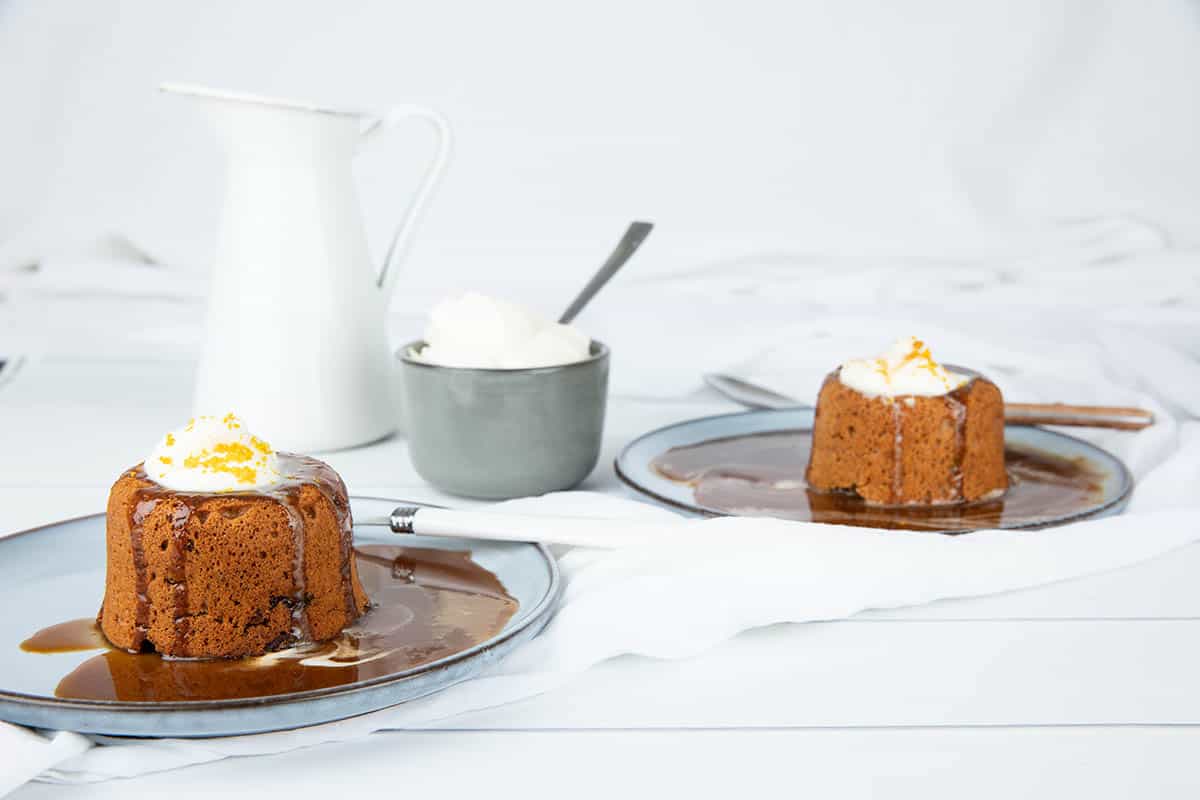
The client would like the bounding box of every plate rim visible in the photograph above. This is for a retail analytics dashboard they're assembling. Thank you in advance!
[0,495,562,714]
[614,408,1135,531]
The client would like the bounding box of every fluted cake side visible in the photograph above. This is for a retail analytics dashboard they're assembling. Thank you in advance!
[805,370,1008,506]
[100,454,370,659]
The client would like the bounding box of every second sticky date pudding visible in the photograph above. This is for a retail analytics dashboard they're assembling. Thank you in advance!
[804,337,1008,506]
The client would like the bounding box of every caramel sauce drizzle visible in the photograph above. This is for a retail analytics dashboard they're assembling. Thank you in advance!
[881,380,975,504]
[167,503,192,651]
[944,391,968,497]
[889,401,904,502]
[128,498,157,652]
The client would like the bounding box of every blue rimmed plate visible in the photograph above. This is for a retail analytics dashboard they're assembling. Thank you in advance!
[616,409,1132,532]
[0,496,560,737]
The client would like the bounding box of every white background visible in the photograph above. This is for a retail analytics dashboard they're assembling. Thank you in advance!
[4,0,1200,296]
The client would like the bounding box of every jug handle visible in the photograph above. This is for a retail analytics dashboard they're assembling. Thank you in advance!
[361,105,453,298]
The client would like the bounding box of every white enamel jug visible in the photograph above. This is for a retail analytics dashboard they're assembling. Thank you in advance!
[161,83,451,451]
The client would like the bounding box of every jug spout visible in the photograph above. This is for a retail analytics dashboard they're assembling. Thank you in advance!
[159,82,364,156]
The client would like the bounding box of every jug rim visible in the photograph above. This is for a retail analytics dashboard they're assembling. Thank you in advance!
[159,82,365,118]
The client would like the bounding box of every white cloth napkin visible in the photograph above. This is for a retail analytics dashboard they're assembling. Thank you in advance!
[4,485,1200,793]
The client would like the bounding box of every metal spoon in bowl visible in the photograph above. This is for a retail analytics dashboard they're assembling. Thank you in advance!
[558,221,654,324]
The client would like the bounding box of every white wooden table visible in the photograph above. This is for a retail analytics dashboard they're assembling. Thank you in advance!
[5,356,1200,799]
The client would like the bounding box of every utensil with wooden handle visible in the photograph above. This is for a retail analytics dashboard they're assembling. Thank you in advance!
[703,373,1155,431]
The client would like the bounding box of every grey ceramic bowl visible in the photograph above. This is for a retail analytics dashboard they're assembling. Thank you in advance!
[398,340,609,499]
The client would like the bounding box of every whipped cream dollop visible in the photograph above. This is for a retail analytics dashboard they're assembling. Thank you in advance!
[145,414,282,492]
[838,336,969,397]
[412,292,591,369]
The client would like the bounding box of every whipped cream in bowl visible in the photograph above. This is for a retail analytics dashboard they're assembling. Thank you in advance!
[145,414,282,492]
[838,336,970,397]
[409,292,594,370]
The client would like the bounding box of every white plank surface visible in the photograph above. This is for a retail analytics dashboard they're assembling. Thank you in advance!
[12,726,1200,800]
[435,618,1200,729]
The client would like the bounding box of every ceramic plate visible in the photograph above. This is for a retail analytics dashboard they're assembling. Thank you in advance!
[0,497,560,737]
[616,409,1133,532]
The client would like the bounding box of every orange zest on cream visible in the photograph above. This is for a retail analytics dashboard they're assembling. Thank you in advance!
[838,337,968,398]
[146,414,282,492]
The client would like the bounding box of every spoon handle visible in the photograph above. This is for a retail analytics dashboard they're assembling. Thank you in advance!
[558,221,654,324]
[1002,402,1155,430]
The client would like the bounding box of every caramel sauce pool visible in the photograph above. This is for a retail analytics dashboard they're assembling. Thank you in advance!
[651,431,1107,532]
[20,619,108,654]
[21,545,518,702]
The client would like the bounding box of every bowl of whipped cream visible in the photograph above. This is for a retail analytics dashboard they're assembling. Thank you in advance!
[399,292,608,499]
